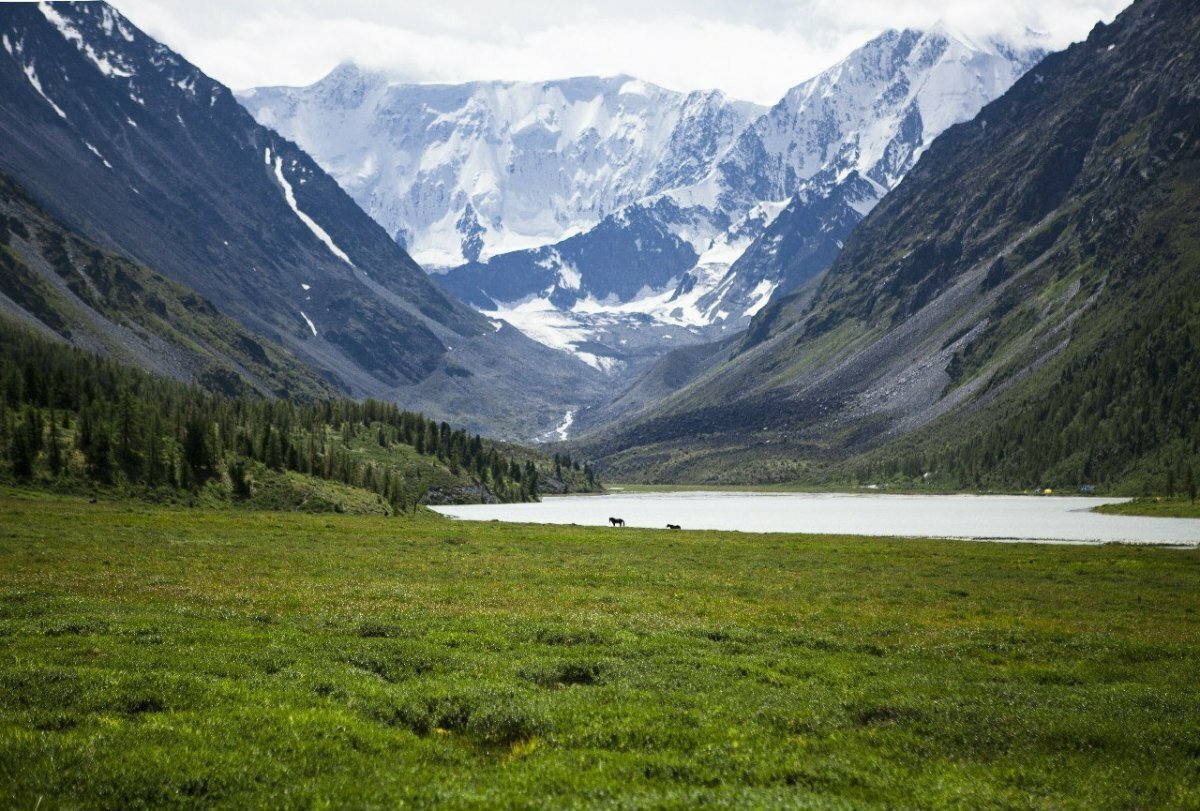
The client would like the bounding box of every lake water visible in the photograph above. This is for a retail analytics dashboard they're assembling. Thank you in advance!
[430,491,1200,546]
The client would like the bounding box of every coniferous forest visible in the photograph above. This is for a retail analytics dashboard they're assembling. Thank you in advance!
[0,318,598,512]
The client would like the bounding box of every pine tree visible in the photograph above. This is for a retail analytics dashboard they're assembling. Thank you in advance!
[116,391,142,482]
[183,417,212,483]
[22,405,42,455]
[47,412,63,477]
[230,460,252,499]
[524,460,539,500]
[10,426,33,479]
[87,428,114,484]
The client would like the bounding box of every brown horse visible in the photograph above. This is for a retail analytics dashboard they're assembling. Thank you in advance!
[609,517,625,527]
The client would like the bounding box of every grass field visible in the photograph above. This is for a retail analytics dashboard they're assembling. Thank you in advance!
[2,489,1199,809]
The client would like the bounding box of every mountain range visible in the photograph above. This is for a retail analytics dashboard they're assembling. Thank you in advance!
[242,70,764,269]
[243,28,1045,376]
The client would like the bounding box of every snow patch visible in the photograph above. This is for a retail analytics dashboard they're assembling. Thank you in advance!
[21,63,67,119]
[299,311,318,336]
[696,233,754,266]
[39,2,133,78]
[486,295,593,354]
[84,142,112,169]
[557,263,581,291]
[743,279,778,318]
[554,409,574,441]
[273,155,354,266]
[576,353,620,373]
[618,79,649,96]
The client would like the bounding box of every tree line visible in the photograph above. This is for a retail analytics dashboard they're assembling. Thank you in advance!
[0,318,597,509]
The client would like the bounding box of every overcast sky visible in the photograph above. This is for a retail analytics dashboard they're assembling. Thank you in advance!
[108,0,1131,105]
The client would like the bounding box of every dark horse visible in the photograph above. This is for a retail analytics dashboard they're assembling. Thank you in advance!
[609,517,625,527]
[666,524,681,530]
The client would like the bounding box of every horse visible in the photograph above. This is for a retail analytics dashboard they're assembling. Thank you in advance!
[609,517,625,527]
[666,524,681,530]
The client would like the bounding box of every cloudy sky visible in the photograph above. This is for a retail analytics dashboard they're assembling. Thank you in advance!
[109,0,1130,104]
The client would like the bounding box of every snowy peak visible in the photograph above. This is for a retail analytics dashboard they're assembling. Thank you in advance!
[239,70,765,267]
[715,26,1045,209]
[237,23,1042,379]
[28,1,230,114]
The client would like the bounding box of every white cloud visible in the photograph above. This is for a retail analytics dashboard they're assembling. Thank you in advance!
[109,0,1131,104]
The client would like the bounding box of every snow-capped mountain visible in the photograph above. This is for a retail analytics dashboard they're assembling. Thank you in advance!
[243,25,1044,376]
[239,69,763,268]
[712,25,1042,211]
[433,26,1045,371]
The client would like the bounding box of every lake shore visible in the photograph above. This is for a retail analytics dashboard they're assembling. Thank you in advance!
[434,490,1200,546]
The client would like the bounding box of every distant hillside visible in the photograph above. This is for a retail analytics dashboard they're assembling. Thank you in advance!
[0,2,604,439]
[579,0,1200,494]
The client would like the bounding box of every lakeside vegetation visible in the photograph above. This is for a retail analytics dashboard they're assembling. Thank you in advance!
[1095,496,1200,519]
[1,488,1198,808]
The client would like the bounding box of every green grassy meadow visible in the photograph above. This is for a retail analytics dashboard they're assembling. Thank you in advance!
[2,489,1199,809]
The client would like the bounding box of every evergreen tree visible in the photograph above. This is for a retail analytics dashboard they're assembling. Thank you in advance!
[116,392,141,482]
[230,460,252,499]
[183,417,212,483]
[47,412,63,477]
[86,428,114,484]
[22,405,42,455]
[10,424,33,479]
[0,317,595,506]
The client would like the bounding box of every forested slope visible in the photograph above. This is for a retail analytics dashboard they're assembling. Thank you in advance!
[0,318,598,511]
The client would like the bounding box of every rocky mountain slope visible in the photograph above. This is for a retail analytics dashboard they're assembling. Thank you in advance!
[576,0,1200,489]
[0,169,332,400]
[0,2,605,438]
